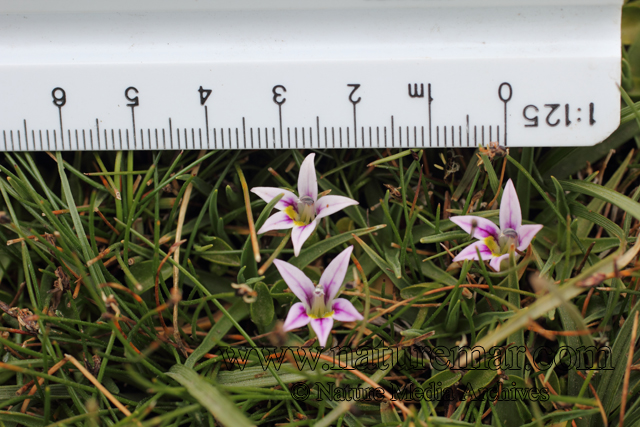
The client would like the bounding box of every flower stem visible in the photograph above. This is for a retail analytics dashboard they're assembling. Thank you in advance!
[257,230,291,276]
[235,163,261,263]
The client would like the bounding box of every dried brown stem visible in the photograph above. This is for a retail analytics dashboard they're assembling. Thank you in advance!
[20,357,68,413]
[65,354,132,417]
[156,239,186,336]
[236,163,261,263]
[173,150,206,356]
[620,311,639,427]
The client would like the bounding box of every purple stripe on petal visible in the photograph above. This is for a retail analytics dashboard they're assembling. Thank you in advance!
[251,187,297,211]
[291,221,318,257]
[273,259,315,308]
[310,317,334,348]
[517,224,543,252]
[500,179,522,231]
[283,302,311,331]
[331,298,364,323]
[489,253,511,272]
[450,216,500,240]
[319,246,353,304]
[452,241,492,263]
[257,211,295,235]
[315,195,359,221]
[297,153,318,201]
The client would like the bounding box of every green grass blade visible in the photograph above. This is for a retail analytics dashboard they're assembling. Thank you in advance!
[167,364,254,427]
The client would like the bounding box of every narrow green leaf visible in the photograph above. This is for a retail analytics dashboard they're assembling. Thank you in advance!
[595,299,640,419]
[368,149,415,167]
[420,231,469,244]
[0,412,45,426]
[167,364,254,427]
[576,149,632,238]
[240,236,258,279]
[289,224,386,270]
[522,409,600,427]
[195,237,241,267]
[560,179,640,223]
[420,260,458,287]
[400,283,445,301]
[479,153,499,195]
[217,366,313,388]
[418,369,462,413]
[250,282,274,331]
[125,260,172,294]
[551,177,569,218]
[185,300,249,368]
[556,303,594,396]
[452,152,480,202]
[461,369,498,393]
[621,85,640,130]
[209,189,220,234]
[384,248,402,279]
[569,201,625,242]
[353,233,411,289]
[56,152,107,307]
[380,400,402,424]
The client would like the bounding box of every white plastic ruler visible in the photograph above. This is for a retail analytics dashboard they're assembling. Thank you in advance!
[0,0,623,150]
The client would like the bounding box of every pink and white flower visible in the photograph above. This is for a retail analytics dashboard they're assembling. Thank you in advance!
[251,154,358,256]
[274,246,363,347]
[450,179,543,272]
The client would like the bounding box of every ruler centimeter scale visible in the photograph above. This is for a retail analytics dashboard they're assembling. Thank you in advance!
[0,0,623,150]
[2,82,597,151]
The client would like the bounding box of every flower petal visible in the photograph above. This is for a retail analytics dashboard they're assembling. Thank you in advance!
[452,241,493,263]
[331,298,363,322]
[291,221,318,257]
[315,195,359,221]
[310,317,334,348]
[283,302,311,331]
[273,259,315,308]
[251,187,297,211]
[450,216,500,240]
[297,153,318,201]
[500,179,522,231]
[489,253,511,272]
[256,211,295,234]
[319,246,353,304]
[517,224,543,252]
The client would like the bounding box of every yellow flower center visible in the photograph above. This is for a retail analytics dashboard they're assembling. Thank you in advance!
[308,311,335,320]
[308,284,334,318]
[283,196,316,226]
[284,206,306,227]
[483,236,501,256]
[483,229,518,256]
